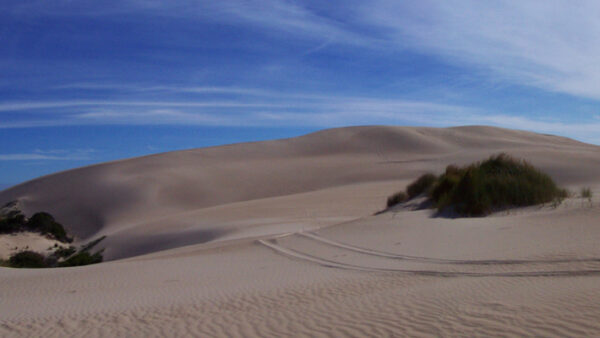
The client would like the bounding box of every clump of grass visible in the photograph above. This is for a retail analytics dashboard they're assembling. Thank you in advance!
[53,246,76,259]
[386,153,568,216]
[58,251,103,267]
[386,173,437,208]
[8,251,48,268]
[406,173,437,199]
[430,154,567,216]
[57,236,106,267]
[581,187,593,202]
[387,191,408,207]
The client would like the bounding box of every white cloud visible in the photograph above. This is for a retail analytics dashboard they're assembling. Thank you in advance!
[0,100,288,112]
[0,149,94,161]
[361,1,600,100]
[11,1,600,101]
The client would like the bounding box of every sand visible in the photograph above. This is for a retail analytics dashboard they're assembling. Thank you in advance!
[1,125,599,336]
[0,233,68,260]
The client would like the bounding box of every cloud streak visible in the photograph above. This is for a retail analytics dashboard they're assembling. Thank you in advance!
[362,0,600,100]
[0,149,94,161]
[7,1,600,101]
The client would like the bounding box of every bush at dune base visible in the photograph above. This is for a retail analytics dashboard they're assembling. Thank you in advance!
[387,154,568,216]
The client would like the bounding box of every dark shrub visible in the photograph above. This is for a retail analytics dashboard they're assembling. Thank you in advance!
[430,154,567,216]
[430,166,464,209]
[581,187,593,201]
[406,173,437,199]
[27,212,71,243]
[53,246,76,259]
[59,251,103,267]
[387,191,408,207]
[0,210,26,234]
[9,251,48,268]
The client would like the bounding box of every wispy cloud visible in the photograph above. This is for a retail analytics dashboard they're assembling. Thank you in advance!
[2,88,599,144]
[361,1,600,100]
[0,100,288,112]
[0,149,94,161]
[9,1,600,101]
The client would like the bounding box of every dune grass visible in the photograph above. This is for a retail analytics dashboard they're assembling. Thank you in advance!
[581,187,593,202]
[387,191,408,208]
[406,173,437,199]
[387,154,568,216]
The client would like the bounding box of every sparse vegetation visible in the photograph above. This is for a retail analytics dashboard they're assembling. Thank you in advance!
[0,204,72,243]
[79,236,107,252]
[53,246,76,259]
[386,154,568,216]
[27,212,72,243]
[58,250,103,267]
[387,191,408,207]
[581,187,593,202]
[56,236,106,267]
[406,173,437,199]
[0,209,26,233]
[0,202,105,268]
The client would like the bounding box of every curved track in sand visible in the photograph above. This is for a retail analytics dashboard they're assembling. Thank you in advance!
[297,232,600,265]
[258,233,600,277]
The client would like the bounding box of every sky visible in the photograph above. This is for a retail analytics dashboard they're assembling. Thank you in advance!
[1,0,600,188]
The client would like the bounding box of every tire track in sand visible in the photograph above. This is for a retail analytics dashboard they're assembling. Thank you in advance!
[298,232,600,265]
[257,238,600,277]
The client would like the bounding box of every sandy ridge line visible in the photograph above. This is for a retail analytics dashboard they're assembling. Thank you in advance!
[257,239,600,277]
[299,232,600,265]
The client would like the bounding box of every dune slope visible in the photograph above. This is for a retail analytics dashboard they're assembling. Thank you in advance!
[2,125,600,336]
[0,125,598,260]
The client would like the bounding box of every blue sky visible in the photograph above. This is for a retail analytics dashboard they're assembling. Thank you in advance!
[1,1,600,188]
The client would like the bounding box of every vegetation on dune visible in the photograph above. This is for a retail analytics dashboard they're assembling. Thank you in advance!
[57,236,106,267]
[0,205,72,243]
[0,202,105,268]
[406,173,437,199]
[387,154,568,216]
[581,187,593,202]
[8,251,48,268]
[27,212,72,243]
[58,250,104,267]
[5,236,105,269]
[0,209,26,234]
[53,246,77,259]
[387,191,408,208]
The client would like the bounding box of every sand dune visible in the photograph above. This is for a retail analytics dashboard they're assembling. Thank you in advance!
[1,125,598,260]
[1,125,600,336]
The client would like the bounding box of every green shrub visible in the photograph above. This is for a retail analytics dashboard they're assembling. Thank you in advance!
[387,191,408,207]
[406,173,437,199]
[58,251,103,267]
[0,210,26,234]
[27,212,72,243]
[53,246,76,259]
[9,251,48,268]
[57,236,106,267]
[430,154,567,216]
